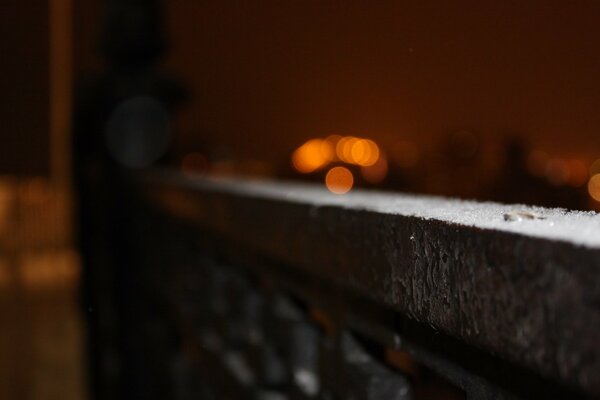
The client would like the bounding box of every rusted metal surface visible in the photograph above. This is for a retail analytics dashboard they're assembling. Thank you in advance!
[136,171,600,397]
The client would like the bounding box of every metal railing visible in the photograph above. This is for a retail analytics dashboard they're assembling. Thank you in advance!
[121,170,600,399]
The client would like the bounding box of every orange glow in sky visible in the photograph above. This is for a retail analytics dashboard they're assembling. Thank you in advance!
[325,166,354,194]
[546,158,570,186]
[567,159,588,187]
[391,140,419,169]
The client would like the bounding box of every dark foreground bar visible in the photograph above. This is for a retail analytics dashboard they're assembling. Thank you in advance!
[130,170,600,399]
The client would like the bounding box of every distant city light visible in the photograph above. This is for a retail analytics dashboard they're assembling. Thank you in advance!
[288,135,599,209]
[325,166,354,194]
[336,136,357,163]
[590,159,600,176]
[588,174,600,202]
[292,135,381,177]
[361,154,388,183]
[528,151,590,188]
[292,138,334,173]
[353,139,380,166]
[325,134,342,145]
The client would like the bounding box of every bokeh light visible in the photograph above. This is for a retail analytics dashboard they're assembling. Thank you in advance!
[292,139,334,173]
[105,96,171,168]
[590,159,600,176]
[545,158,569,186]
[353,139,379,166]
[588,174,600,202]
[334,136,379,166]
[361,154,388,183]
[293,135,381,174]
[336,136,358,163]
[325,134,343,149]
[325,166,354,194]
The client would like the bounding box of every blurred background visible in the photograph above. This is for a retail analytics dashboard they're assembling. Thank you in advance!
[1,0,600,398]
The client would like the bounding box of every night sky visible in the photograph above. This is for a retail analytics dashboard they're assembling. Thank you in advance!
[164,1,600,163]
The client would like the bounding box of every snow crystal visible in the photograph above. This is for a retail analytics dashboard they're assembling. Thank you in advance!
[181,175,600,249]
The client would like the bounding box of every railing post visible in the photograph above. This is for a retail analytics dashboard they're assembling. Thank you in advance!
[72,1,187,398]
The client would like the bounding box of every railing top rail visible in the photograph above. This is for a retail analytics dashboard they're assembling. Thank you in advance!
[143,169,600,248]
[137,169,600,395]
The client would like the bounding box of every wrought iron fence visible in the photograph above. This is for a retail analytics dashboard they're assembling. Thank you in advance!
[114,170,600,399]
